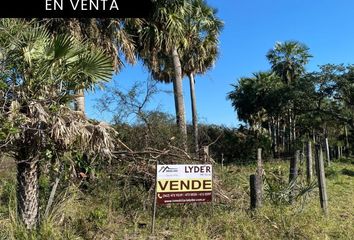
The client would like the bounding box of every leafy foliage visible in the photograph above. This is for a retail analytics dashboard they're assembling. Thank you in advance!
[0,19,116,158]
[228,41,353,156]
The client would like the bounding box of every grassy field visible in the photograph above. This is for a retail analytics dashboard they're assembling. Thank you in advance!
[0,158,353,239]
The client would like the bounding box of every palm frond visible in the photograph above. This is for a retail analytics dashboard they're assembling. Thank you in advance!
[78,50,113,83]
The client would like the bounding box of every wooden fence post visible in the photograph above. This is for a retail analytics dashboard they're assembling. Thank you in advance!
[315,145,328,215]
[250,174,262,209]
[289,150,299,204]
[306,141,313,184]
[250,148,263,209]
[250,174,256,209]
[256,148,263,206]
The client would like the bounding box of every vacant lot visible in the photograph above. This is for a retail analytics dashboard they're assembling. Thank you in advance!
[0,158,353,239]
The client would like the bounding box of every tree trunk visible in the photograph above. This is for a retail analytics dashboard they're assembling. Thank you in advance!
[293,115,296,141]
[344,125,349,155]
[306,141,313,184]
[288,109,292,153]
[282,124,286,153]
[171,46,187,150]
[276,118,280,155]
[17,149,39,230]
[344,125,349,147]
[325,137,330,166]
[188,73,199,155]
[337,145,341,159]
[268,121,275,158]
[74,89,85,115]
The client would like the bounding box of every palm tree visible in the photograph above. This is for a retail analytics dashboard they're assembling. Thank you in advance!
[228,71,287,155]
[266,41,312,152]
[0,19,114,229]
[182,0,223,154]
[132,0,222,153]
[37,18,138,114]
[266,41,311,84]
[132,0,192,149]
[228,73,269,128]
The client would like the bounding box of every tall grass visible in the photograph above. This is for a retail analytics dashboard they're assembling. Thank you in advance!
[0,160,353,239]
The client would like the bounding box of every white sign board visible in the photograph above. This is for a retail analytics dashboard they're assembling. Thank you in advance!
[156,164,213,204]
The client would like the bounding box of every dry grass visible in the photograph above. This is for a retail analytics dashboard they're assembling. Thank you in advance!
[0,158,353,239]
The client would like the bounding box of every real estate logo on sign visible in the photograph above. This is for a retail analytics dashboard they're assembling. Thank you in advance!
[156,164,212,205]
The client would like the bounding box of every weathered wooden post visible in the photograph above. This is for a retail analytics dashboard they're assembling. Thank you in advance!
[250,174,256,209]
[250,148,263,209]
[256,148,263,204]
[315,145,328,215]
[325,137,331,166]
[257,148,263,205]
[306,141,313,184]
[250,174,262,209]
[289,150,299,204]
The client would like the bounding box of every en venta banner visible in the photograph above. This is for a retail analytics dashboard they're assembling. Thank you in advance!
[0,0,153,18]
[156,164,213,205]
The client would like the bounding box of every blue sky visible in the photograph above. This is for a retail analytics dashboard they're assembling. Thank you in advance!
[86,0,354,127]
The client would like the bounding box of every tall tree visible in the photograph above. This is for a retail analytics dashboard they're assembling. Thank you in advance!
[132,0,222,153]
[182,0,223,154]
[266,41,312,152]
[228,72,281,131]
[131,0,192,149]
[228,71,299,156]
[0,19,115,229]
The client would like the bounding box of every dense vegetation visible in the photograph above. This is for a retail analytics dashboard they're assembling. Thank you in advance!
[0,1,353,239]
[228,41,353,158]
[1,156,353,239]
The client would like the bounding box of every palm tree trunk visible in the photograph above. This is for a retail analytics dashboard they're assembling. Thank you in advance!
[74,89,85,115]
[275,118,279,156]
[282,124,286,153]
[271,118,277,158]
[17,148,39,230]
[188,72,199,155]
[172,46,187,150]
[288,108,293,153]
[344,125,349,151]
[293,114,296,142]
[268,120,273,153]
